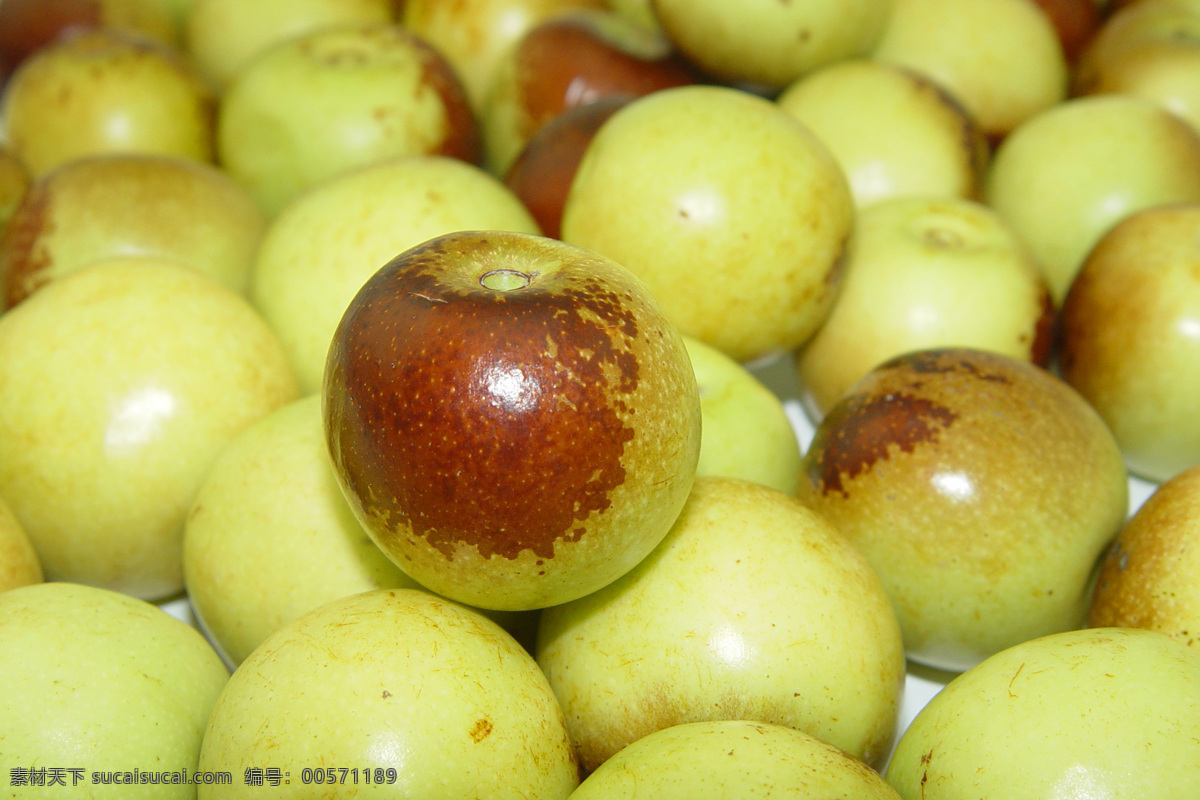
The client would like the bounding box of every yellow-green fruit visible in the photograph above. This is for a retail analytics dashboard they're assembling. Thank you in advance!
[1090,464,1200,647]
[796,196,1053,418]
[0,153,266,308]
[92,0,181,46]
[324,230,702,611]
[402,0,607,113]
[198,589,579,800]
[651,0,892,90]
[148,0,199,28]
[871,0,1068,138]
[798,348,1129,672]
[216,23,479,216]
[776,59,989,210]
[561,85,853,363]
[249,155,540,395]
[0,258,299,600]
[684,335,802,494]
[986,94,1200,304]
[0,495,41,593]
[887,627,1200,799]
[183,395,419,666]
[538,476,906,773]
[0,582,229,800]
[1074,0,1200,135]
[1059,202,1200,482]
[604,0,660,32]
[185,0,394,89]
[0,29,215,178]
[570,720,903,799]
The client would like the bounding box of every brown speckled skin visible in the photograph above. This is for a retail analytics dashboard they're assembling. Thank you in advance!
[798,348,1129,672]
[324,230,700,611]
[0,176,50,307]
[1090,465,1200,648]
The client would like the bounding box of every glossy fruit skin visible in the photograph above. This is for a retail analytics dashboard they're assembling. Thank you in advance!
[1059,203,1200,482]
[560,85,854,364]
[249,154,540,395]
[324,230,701,611]
[1074,1,1200,135]
[402,0,608,113]
[570,720,904,800]
[886,627,1200,799]
[797,348,1128,672]
[197,588,580,800]
[504,93,633,239]
[0,582,230,800]
[537,476,906,773]
[0,258,299,600]
[1090,464,1200,645]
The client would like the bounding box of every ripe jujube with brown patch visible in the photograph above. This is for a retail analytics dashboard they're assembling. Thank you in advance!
[797,348,1128,671]
[323,230,701,611]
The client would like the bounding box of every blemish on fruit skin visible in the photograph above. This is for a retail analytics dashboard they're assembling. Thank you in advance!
[295,26,479,165]
[0,178,53,308]
[329,234,642,562]
[807,390,958,498]
[1028,287,1057,367]
[469,717,493,743]
[897,349,1012,385]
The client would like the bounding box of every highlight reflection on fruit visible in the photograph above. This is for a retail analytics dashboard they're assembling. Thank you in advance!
[323,230,701,611]
[560,84,854,364]
[0,257,299,601]
[537,476,906,773]
[1,27,214,178]
[249,154,540,395]
[798,348,1128,672]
